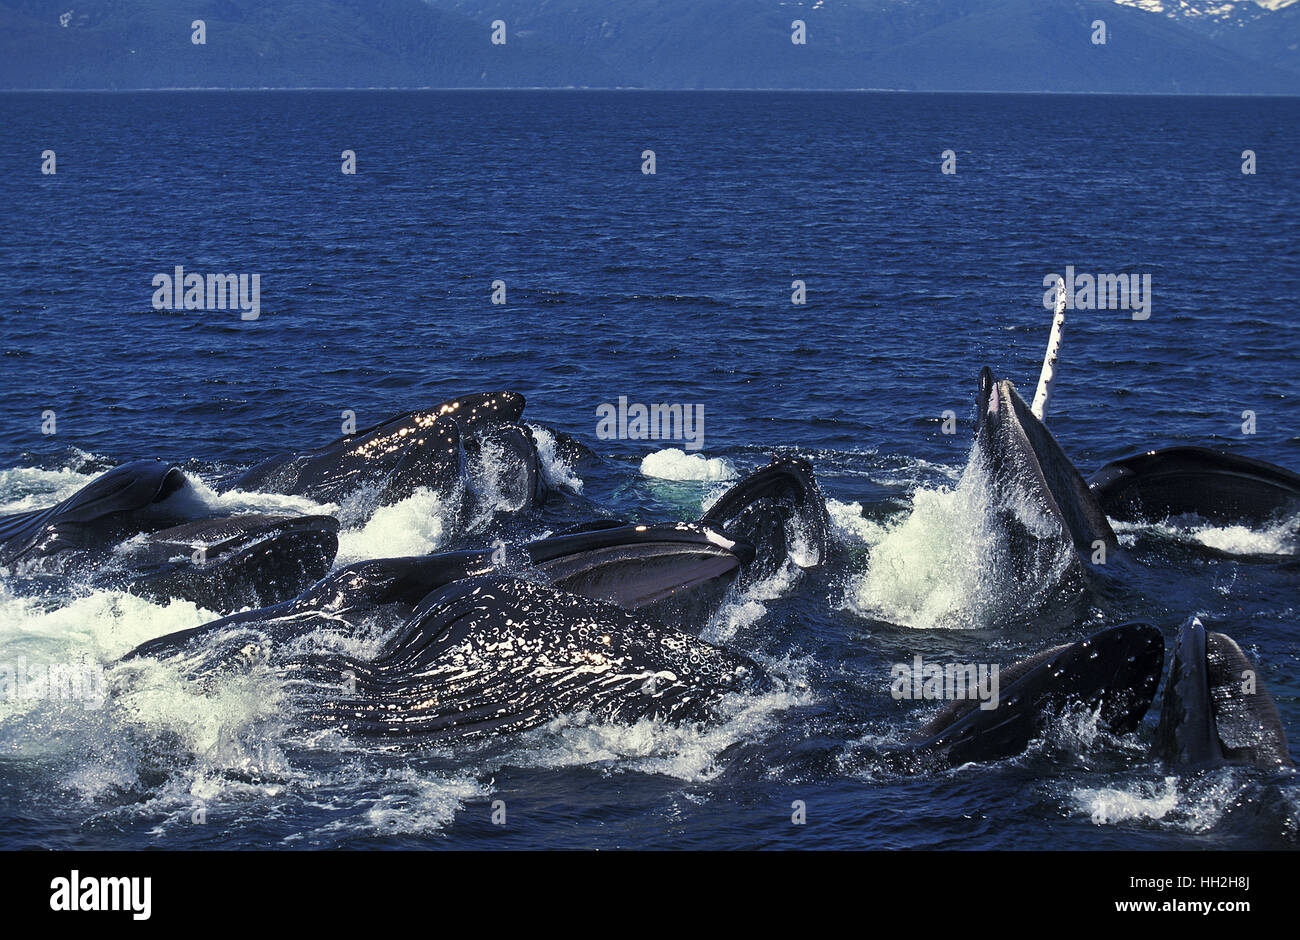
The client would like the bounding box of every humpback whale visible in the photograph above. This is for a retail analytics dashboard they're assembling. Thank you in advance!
[1002,286,1298,537]
[125,571,763,744]
[115,513,340,613]
[902,617,1292,771]
[464,421,549,512]
[702,455,830,585]
[294,576,764,741]
[224,391,525,505]
[229,412,466,509]
[907,622,1164,767]
[126,515,757,661]
[118,487,783,742]
[975,367,1118,557]
[123,550,498,664]
[118,427,831,747]
[955,367,1124,627]
[520,521,752,627]
[0,462,340,611]
[1156,617,1292,771]
[1088,446,1300,529]
[0,459,189,568]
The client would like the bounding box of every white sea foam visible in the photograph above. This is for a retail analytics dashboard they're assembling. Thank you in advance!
[359,769,490,835]
[491,677,811,784]
[640,448,736,482]
[703,561,802,645]
[334,486,455,566]
[0,465,98,512]
[1113,514,1298,557]
[0,575,294,812]
[1071,777,1180,826]
[1066,768,1261,833]
[529,425,584,493]
[825,498,887,547]
[842,445,1076,630]
[181,475,336,518]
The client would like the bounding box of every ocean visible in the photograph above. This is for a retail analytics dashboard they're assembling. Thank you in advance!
[0,90,1296,849]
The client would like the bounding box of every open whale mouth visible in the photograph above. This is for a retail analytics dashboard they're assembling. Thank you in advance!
[974,368,1034,488]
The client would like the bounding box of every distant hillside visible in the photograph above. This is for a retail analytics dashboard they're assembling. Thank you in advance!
[0,0,625,88]
[0,0,1296,92]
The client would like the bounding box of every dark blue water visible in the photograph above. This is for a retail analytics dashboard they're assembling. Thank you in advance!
[0,91,1297,849]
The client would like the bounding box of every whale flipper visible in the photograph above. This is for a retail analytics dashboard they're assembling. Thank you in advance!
[1156,617,1292,771]
[908,623,1164,766]
[1088,446,1300,528]
[294,576,764,740]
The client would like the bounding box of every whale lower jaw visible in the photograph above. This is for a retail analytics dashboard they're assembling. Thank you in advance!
[1088,446,1300,528]
[908,622,1164,767]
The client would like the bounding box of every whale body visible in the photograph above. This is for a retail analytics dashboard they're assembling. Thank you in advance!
[907,622,1164,767]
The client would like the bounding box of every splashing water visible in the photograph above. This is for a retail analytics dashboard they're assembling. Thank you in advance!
[842,445,1079,630]
[1072,777,1181,826]
[1114,514,1299,557]
[529,426,584,494]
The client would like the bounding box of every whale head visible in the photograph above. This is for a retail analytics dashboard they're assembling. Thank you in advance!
[974,367,1116,556]
[1156,617,1293,771]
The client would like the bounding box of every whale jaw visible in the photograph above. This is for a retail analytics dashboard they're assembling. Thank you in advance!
[1157,617,1293,771]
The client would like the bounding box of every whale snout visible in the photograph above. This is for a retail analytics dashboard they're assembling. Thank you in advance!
[977,366,1000,418]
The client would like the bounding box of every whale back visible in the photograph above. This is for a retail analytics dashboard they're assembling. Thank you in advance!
[226,391,523,502]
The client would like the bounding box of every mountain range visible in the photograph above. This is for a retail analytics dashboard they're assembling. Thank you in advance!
[1,0,1296,92]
